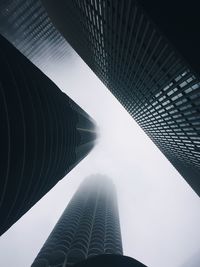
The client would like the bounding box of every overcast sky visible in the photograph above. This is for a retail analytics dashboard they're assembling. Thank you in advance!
[0,47,200,267]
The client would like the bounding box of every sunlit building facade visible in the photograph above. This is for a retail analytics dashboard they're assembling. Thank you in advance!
[42,0,200,196]
[0,35,96,236]
[32,176,123,266]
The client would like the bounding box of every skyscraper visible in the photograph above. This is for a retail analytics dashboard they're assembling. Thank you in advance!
[42,0,200,196]
[0,35,96,236]
[0,0,73,72]
[32,175,147,267]
[72,254,147,267]
[32,175,122,266]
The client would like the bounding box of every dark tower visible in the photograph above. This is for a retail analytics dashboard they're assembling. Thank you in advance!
[32,176,123,266]
[0,35,96,236]
[42,0,200,196]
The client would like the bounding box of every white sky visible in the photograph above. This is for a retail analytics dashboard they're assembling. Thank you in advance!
[0,48,200,267]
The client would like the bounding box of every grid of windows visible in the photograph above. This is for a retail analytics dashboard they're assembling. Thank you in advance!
[32,176,123,267]
[135,70,200,167]
[43,0,200,195]
[0,0,73,71]
[1,0,199,193]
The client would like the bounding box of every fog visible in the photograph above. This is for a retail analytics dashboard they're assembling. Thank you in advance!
[0,47,199,267]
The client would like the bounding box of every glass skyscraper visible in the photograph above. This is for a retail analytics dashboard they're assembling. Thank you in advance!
[42,0,200,196]
[1,0,199,195]
[0,0,72,72]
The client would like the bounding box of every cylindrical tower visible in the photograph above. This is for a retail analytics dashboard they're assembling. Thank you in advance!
[32,175,123,267]
[0,35,97,236]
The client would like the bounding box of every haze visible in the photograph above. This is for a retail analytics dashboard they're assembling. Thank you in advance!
[0,45,199,267]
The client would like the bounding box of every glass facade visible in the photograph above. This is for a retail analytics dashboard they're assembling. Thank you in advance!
[42,0,200,196]
[0,0,73,72]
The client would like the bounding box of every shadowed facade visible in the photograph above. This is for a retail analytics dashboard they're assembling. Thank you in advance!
[32,176,123,266]
[42,0,200,196]
[0,35,96,236]
[73,254,147,267]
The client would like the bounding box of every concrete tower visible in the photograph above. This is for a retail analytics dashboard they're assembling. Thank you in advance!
[0,35,96,236]
[32,175,123,266]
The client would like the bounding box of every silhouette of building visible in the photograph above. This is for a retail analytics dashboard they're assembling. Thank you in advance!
[73,254,147,267]
[42,0,200,196]
[32,176,124,266]
[0,35,96,236]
